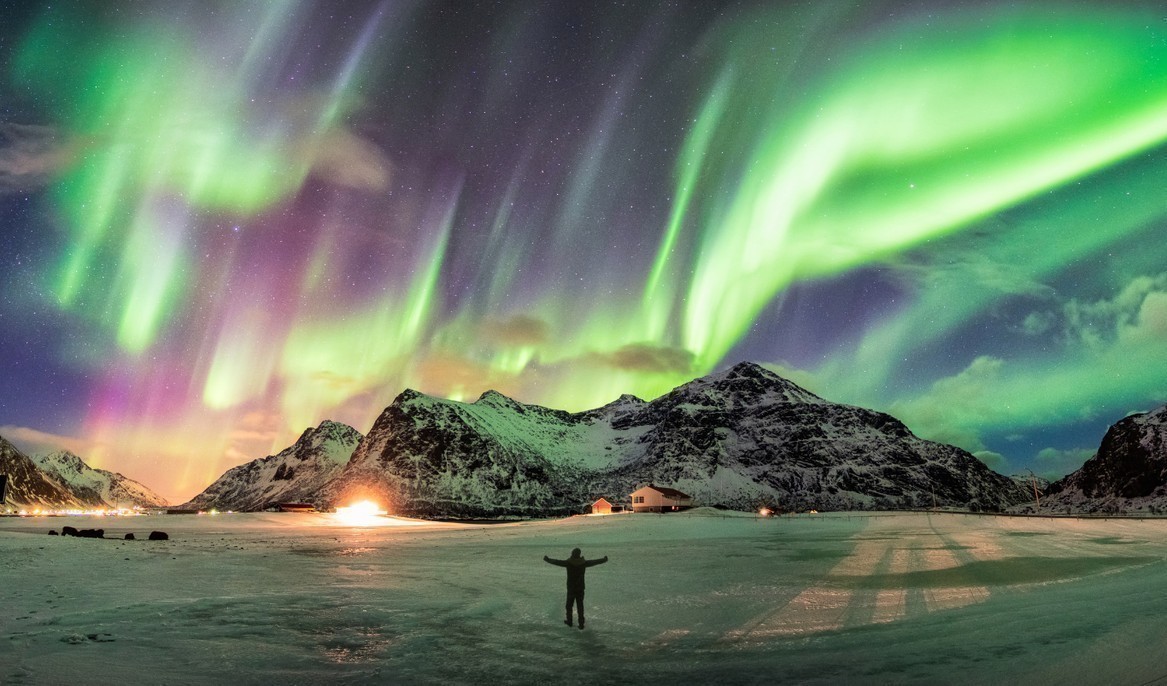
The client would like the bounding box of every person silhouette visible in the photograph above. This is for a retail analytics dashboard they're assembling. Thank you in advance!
[544,548,608,629]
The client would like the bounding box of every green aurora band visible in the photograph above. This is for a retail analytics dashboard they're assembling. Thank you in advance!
[7,1,1167,497]
[14,3,370,353]
[679,7,1167,370]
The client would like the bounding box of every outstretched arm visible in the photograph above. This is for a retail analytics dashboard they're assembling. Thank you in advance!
[585,556,609,567]
[544,556,567,566]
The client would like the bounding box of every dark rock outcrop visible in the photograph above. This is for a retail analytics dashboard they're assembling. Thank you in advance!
[1045,405,1167,513]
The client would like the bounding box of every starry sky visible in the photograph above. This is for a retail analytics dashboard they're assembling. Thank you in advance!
[3,0,1167,503]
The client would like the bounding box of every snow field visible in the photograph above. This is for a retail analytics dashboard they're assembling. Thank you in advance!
[3,511,1167,684]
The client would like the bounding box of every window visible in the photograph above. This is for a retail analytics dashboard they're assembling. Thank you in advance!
[633,496,644,504]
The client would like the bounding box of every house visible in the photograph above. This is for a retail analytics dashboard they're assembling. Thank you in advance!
[629,484,693,513]
[590,497,627,514]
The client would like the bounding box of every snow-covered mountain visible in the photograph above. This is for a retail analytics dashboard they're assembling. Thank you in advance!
[1009,473,1050,497]
[318,362,1027,515]
[1044,405,1167,514]
[0,436,83,509]
[180,420,362,511]
[32,450,169,509]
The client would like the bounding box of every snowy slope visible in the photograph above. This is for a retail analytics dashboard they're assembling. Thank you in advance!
[180,420,361,511]
[0,436,84,509]
[1045,404,1167,513]
[319,389,607,516]
[319,362,1026,515]
[4,511,1167,684]
[594,362,1027,511]
[33,450,168,509]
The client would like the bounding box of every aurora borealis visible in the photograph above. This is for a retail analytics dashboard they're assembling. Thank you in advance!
[3,1,1167,502]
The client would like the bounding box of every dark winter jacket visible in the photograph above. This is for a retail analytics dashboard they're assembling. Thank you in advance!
[544,554,608,591]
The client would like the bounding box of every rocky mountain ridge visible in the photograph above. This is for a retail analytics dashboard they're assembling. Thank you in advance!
[33,450,169,509]
[1044,405,1167,514]
[180,420,362,511]
[0,436,82,509]
[15,364,1049,516]
[312,362,1028,516]
[0,437,165,510]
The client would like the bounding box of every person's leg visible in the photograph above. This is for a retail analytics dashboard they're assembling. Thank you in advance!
[576,591,585,629]
[565,591,574,626]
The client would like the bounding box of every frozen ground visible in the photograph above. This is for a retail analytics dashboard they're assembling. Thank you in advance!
[4,510,1167,685]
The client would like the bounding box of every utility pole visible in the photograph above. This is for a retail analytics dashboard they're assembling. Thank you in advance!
[1026,469,1040,512]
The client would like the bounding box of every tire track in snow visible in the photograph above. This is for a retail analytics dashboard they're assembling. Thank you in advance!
[724,536,883,640]
[724,514,1005,641]
[921,517,991,613]
[870,547,909,624]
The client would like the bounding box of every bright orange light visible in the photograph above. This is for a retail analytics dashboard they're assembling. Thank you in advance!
[759,507,771,517]
[335,500,387,526]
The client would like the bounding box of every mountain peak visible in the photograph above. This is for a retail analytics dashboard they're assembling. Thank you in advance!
[393,388,427,405]
[676,360,823,405]
[727,360,770,376]
[34,450,88,474]
[475,389,520,408]
[716,361,786,384]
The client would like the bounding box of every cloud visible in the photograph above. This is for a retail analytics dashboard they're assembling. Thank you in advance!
[1034,446,1094,479]
[1120,290,1167,343]
[591,343,695,374]
[305,128,392,191]
[1054,273,1167,349]
[891,245,1053,299]
[307,370,364,392]
[227,411,282,444]
[480,314,550,347]
[0,425,96,458]
[415,353,523,400]
[0,123,78,193]
[974,450,1009,473]
[887,355,1007,453]
[1020,311,1055,336]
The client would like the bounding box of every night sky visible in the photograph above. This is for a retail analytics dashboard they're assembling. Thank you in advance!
[3,0,1167,503]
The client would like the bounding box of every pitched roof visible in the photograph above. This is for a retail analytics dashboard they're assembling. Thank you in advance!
[638,484,691,499]
[591,497,612,505]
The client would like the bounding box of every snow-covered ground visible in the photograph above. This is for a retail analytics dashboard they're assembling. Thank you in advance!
[4,510,1167,684]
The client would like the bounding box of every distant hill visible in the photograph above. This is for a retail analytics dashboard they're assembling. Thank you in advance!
[0,436,82,509]
[1044,405,1167,514]
[33,450,169,509]
[179,420,362,511]
[315,362,1028,516]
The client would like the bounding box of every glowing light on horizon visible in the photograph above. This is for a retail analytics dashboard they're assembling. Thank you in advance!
[334,500,388,527]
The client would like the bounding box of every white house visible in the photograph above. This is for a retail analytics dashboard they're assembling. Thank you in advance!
[590,497,614,514]
[629,484,693,513]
